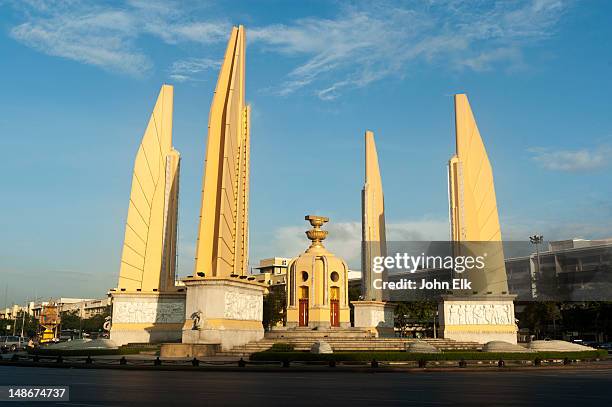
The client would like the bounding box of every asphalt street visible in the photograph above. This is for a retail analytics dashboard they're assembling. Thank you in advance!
[1,365,611,406]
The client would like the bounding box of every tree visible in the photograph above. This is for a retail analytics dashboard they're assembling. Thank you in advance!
[560,302,612,341]
[1,313,39,338]
[348,284,361,325]
[394,302,413,338]
[59,307,111,334]
[262,286,286,330]
[18,314,40,338]
[59,310,80,331]
[0,319,11,336]
[394,301,437,337]
[518,302,561,339]
[82,306,111,333]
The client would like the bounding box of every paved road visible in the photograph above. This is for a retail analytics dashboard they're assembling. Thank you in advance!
[1,366,611,406]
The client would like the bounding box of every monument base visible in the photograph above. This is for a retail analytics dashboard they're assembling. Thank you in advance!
[438,295,518,345]
[351,301,396,337]
[266,327,373,339]
[285,306,351,330]
[284,321,352,329]
[109,291,186,346]
[160,343,220,358]
[182,277,267,351]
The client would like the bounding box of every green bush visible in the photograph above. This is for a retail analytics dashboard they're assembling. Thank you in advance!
[28,346,152,357]
[249,350,606,362]
[270,342,295,352]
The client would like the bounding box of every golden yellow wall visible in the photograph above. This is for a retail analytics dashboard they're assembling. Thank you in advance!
[362,130,387,301]
[194,26,250,278]
[286,249,350,328]
[117,84,180,292]
[449,94,508,294]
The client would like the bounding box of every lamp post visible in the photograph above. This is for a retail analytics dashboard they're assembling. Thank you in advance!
[529,235,544,299]
[20,301,26,338]
[79,304,83,339]
[433,310,438,339]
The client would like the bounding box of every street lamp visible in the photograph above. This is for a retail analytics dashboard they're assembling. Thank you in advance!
[529,234,544,271]
[529,235,544,299]
[433,310,438,339]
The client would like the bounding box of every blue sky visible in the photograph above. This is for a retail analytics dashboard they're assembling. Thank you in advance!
[1,0,611,305]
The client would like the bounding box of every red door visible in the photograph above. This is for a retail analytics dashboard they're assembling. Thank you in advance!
[330,299,340,327]
[299,299,309,327]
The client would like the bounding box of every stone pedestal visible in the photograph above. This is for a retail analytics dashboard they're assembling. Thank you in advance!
[160,343,220,358]
[182,278,267,351]
[438,295,518,344]
[109,291,186,346]
[266,327,373,339]
[352,300,395,337]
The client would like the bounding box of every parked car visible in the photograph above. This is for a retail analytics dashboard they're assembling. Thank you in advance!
[595,342,612,352]
[0,336,28,352]
[59,329,79,342]
[573,339,598,347]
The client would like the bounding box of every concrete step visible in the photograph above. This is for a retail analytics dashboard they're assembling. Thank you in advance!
[220,335,482,356]
[251,338,477,343]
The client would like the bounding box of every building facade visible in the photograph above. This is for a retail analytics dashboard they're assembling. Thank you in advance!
[252,257,291,286]
[506,238,612,301]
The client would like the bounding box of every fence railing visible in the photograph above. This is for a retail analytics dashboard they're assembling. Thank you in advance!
[0,353,594,370]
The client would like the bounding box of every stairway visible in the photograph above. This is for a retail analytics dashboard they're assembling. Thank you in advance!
[216,337,482,357]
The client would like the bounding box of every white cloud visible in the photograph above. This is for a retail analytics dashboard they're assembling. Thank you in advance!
[259,218,450,269]
[459,47,526,72]
[169,74,190,82]
[251,1,569,99]
[387,220,450,241]
[163,22,230,44]
[7,0,228,77]
[7,1,570,92]
[10,9,151,76]
[254,214,611,269]
[528,145,611,171]
[169,57,221,82]
[501,216,612,242]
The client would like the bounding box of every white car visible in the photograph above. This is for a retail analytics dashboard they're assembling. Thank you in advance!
[0,335,28,352]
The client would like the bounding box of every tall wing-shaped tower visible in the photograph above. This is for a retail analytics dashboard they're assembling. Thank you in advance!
[361,130,387,301]
[182,27,265,350]
[448,94,508,294]
[117,85,180,292]
[194,25,250,278]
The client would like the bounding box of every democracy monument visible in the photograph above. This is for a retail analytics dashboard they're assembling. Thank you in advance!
[105,25,589,355]
[109,84,186,345]
[440,93,518,344]
[352,130,395,337]
[284,215,351,330]
[180,25,267,351]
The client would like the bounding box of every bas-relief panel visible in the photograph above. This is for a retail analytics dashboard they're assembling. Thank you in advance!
[445,303,514,325]
[224,291,262,320]
[113,301,185,324]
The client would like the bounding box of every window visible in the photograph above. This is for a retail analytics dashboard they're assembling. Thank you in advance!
[301,271,309,281]
[330,271,339,282]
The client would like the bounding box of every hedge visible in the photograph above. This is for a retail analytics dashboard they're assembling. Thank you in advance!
[269,342,295,352]
[28,346,153,357]
[249,350,607,362]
